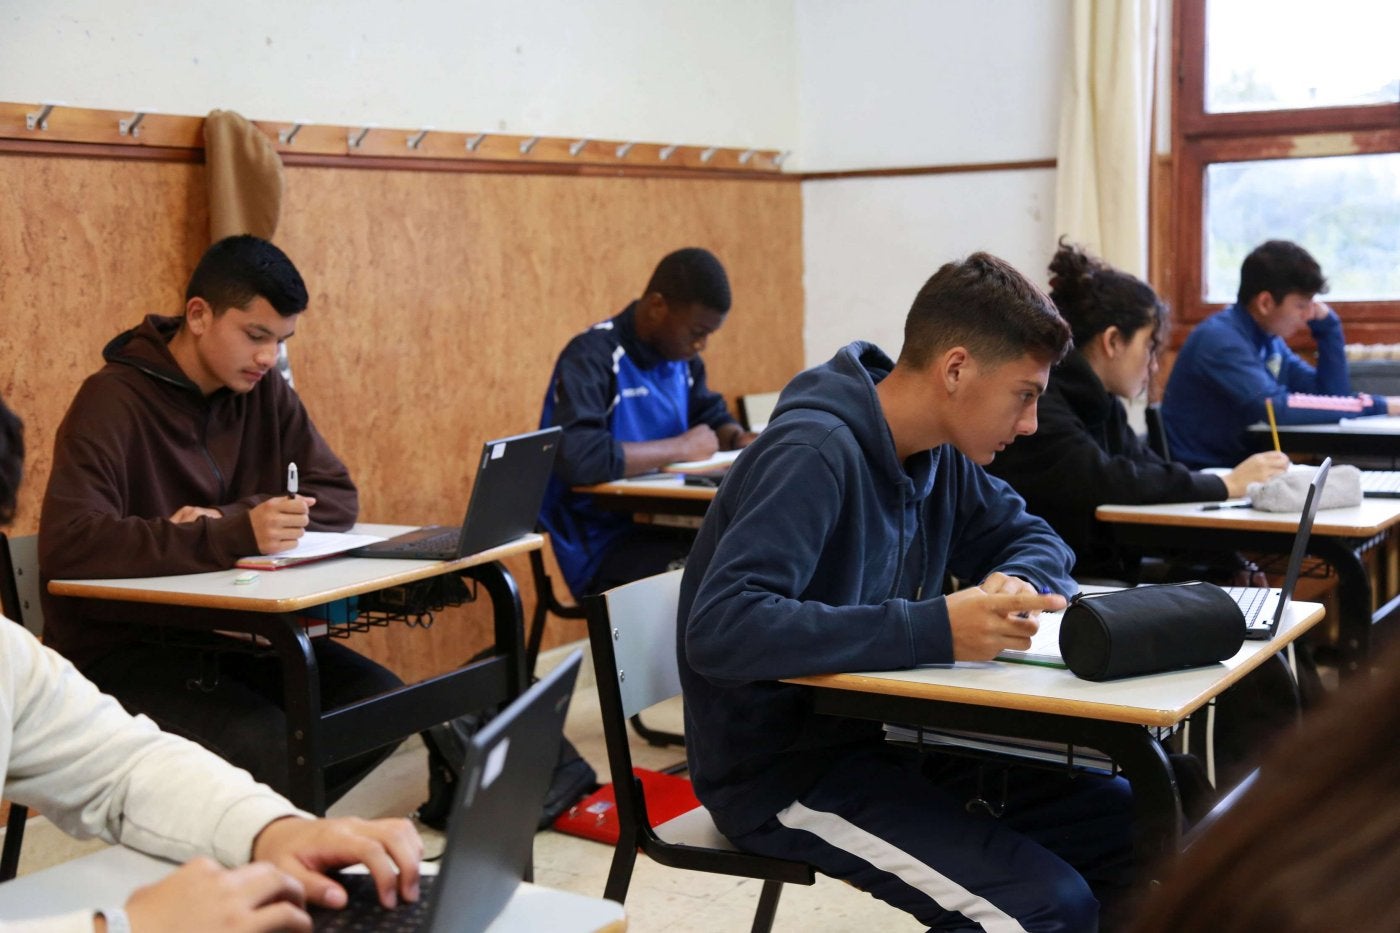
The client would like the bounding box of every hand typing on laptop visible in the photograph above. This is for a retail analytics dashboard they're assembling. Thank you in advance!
[119,815,422,932]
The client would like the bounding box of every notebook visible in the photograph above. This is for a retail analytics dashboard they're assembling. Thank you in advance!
[312,649,582,932]
[349,427,561,560]
[1360,470,1400,499]
[1223,457,1330,640]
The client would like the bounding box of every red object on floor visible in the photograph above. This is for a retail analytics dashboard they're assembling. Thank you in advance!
[552,767,700,845]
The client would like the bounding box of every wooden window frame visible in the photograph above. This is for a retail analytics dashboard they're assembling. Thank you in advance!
[1166,0,1400,347]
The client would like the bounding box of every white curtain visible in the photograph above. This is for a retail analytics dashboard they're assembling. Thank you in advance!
[1054,0,1161,278]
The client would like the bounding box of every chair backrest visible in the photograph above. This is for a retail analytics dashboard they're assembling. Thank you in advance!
[0,534,42,636]
[1145,403,1172,461]
[588,569,684,720]
[739,391,781,433]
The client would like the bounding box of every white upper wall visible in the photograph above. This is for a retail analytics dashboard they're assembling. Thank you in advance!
[0,0,800,150]
[795,0,1068,171]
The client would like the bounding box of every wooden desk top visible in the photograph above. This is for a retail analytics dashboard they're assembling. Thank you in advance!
[48,524,543,613]
[1095,499,1400,538]
[785,602,1324,728]
[574,475,719,502]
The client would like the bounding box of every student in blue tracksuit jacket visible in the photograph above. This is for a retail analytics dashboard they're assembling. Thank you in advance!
[1162,240,1398,468]
[539,248,755,597]
[678,254,1134,931]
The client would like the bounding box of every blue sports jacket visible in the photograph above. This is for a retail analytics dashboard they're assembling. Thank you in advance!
[538,303,735,596]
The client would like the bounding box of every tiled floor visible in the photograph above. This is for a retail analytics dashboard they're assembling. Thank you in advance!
[4,640,914,931]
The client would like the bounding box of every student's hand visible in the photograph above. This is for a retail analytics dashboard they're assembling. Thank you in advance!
[1223,451,1290,497]
[945,586,1067,661]
[1308,300,1333,322]
[249,495,317,554]
[121,857,310,933]
[977,572,1037,598]
[676,424,720,462]
[728,430,759,450]
[170,505,223,523]
[251,815,423,911]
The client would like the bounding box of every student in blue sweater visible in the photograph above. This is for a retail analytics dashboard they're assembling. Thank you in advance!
[539,248,754,597]
[1162,240,1398,468]
[678,254,1134,930]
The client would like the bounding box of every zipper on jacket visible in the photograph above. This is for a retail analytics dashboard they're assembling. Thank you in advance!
[199,405,229,502]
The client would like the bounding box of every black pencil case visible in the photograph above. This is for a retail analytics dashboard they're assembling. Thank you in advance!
[1058,582,1246,681]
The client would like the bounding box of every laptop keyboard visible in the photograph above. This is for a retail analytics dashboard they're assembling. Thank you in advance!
[372,528,459,559]
[311,872,436,932]
[1362,471,1400,497]
[1224,586,1270,626]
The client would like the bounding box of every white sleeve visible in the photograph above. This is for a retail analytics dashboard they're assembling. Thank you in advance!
[1,619,309,868]
[0,910,99,933]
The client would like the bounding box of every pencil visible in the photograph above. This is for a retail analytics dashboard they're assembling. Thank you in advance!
[1264,398,1281,452]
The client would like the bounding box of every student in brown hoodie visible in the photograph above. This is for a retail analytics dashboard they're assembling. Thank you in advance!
[39,235,402,804]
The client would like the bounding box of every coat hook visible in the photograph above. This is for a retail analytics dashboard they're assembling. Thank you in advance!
[26,103,56,132]
[699,147,717,163]
[278,123,303,145]
[407,128,430,150]
[615,141,635,158]
[519,136,539,155]
[569,138,589,156]
[119,112,146,137]
[773,150,791,167]
[348,126,372,149]
[466,132,488,152]
[738,148,756,165]
[658,144,677,161]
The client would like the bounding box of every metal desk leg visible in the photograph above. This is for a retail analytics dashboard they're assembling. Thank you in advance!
[462,561,528,698]
[1075,721,1182,870]
[259,614,326,814]
[1309,538,1371,678]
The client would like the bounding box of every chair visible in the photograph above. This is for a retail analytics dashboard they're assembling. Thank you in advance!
[529,540,681,747]
[583,570,815,932]
[739,391,781,433]
[0,533,42,881]
[1145,403,1172,461]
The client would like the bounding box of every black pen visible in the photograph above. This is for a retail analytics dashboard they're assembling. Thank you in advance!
[286,462,298,500]
[1200,501,1251,511]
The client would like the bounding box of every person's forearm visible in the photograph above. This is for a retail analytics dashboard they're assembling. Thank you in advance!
[620,437,695,476]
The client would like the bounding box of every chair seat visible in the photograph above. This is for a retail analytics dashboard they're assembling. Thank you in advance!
[653,803,738,851]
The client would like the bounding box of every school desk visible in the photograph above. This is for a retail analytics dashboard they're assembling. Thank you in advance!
[47,524,540,815]
[1096,500,1400,677]
[785,600,1324,871]
[1247,415,1400,463]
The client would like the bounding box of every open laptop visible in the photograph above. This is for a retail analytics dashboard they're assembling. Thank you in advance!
[313,649,582,932]
[1224,457,1330,639]
[350,427,561,560]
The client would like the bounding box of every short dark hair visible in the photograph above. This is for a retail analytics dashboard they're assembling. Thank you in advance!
[899,252,1072,369]
[644,248,732,314]
[185,235,309,317]
[1237,240,1327,308]
[0,394,24,526]
[1048,238,1168,350]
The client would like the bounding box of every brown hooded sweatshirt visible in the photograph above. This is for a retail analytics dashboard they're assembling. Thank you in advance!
[39,314,357,670]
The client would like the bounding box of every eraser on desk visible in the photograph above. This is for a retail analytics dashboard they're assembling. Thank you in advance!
[234,571,260,585]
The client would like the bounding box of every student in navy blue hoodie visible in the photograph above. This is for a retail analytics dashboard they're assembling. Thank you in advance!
[539,248,754,597]
[678,254,1134,930]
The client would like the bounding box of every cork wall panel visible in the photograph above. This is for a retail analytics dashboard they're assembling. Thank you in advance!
[0,152,208,534]
[0,152,804,679]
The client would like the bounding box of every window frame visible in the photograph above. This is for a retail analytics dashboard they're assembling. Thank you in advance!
[1167,0,1400,346]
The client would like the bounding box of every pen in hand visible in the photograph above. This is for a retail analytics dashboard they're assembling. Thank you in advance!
[286,462,298,500]
[1018,585,1054,620]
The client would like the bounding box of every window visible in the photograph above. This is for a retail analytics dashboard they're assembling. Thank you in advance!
[1166,0,1400,345]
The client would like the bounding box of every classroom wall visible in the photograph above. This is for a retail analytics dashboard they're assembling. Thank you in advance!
[796,0,1069,366]
[0,0,800,152]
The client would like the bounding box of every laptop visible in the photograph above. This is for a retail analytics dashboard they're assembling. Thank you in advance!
[1360,470,1400,499]
[350,427,561,560]
[1224,457,1330,639]
[312,649,583,932]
